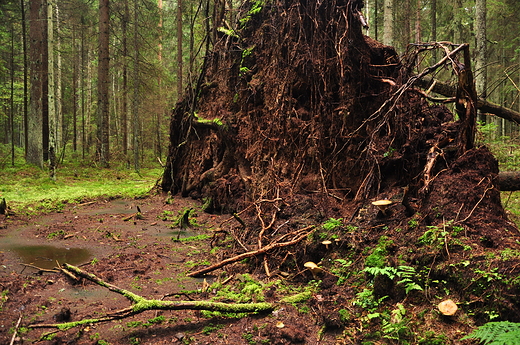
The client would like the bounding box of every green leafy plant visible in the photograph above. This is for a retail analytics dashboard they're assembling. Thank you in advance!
[323,217,343,231]
[364,236,393,268]
[461,321,520,344]
[363,266,423,294]
[381,303,411,341]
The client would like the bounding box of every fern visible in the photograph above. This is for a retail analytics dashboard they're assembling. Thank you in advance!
[461,321,520,345]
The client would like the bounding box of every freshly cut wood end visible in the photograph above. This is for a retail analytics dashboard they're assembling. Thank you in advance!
[438,299,458,316]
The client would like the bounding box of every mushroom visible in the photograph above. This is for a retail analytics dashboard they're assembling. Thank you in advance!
[321,240,332,249]
[372,199,393,216]
[438,299,458,316]
[304,261,323,279]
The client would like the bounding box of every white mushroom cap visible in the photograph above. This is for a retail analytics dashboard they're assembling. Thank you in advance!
[304,261,322,275]
[372,199,393,207]
[322,240,332,247]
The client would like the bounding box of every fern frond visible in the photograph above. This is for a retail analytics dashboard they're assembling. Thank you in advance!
[461,321,520,345]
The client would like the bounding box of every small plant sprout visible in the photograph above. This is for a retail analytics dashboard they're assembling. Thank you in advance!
[372,199,393,216]
[438,299,458,316]
[322,240,332,249]
[304,262,323,279]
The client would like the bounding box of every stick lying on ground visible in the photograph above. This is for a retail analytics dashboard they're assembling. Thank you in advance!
[30,263,274,332]
[186,225,315,277]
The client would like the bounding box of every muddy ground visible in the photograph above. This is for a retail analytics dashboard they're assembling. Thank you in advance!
[1,189,520,345]
[0,193,330,345]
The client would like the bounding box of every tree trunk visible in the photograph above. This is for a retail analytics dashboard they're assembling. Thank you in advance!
[133,0,140,173]
[27,0,46,168]
[72,25,78,152]
[414,0,421,43]
[20,0,29,159]
[383,0,393,46]
[9,22,15,166]
[498,172,520,191]
[48,0,57,180]
[55,3,63,153]
[430,0,437,62]
[415,76,520,125]
[97,0,110,167]
[475,0,487,123]
[177,0,183,98]
[453,0,463,43]
[122,0,129,156]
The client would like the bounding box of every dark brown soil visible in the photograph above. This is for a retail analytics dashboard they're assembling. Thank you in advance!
[1,188,519,344]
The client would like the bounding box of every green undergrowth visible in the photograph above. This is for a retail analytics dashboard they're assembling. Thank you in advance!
[0,156,162,214]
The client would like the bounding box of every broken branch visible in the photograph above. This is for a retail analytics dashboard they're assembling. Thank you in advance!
[29,263,274,331]
[187,226,315,277]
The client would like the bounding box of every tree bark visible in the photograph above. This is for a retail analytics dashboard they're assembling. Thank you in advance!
[430,0,437,62]
[499,172,520,191]
[415,76,520,125]
[122,0,129,156]
[97,0,110,167]
[20,0,29,159]
[48,0,57,180]
[27,0,47,168]
[177,0,183,98]
[383,0,393,46]
[133,0,140,173]
[475,0,487,123]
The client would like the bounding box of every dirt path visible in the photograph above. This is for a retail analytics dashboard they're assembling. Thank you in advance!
[0,194,325,344]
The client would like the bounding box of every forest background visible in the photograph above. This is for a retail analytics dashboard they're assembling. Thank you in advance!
[0,0,519,181]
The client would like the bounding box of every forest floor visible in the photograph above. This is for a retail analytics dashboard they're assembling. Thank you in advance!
[0,193,330,345]
[1,190,520,345]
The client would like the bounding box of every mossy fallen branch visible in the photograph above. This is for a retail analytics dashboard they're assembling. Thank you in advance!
[29,263,273,332]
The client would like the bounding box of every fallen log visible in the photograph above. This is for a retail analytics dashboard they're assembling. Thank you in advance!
[499,171,520,191]
[415,76,520,125]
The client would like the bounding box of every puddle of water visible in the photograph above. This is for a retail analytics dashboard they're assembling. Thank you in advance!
[9,245,92,270]
[77,200,142,216]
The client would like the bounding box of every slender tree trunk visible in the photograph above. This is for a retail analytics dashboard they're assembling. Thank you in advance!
[475,0,487,124]
[415,0,421,43]
[453,0,463,44]
[157,0,163,159]
[122,0,129,157]
[133,0,140,173]
[10,23,15,166]
[72,25,78,152]
[55,3,63,153]
[97,0,110,167]
[21,0,29,158]
[177,0,183,98]
[430,0,437,62]
[27,0,46,168]
[383,0,393,46]
[48,0,57,180]
[400,1,411,52]
[80,19,86,159]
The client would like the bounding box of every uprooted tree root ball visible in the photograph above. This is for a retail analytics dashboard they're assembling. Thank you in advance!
[161,0,520,326]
